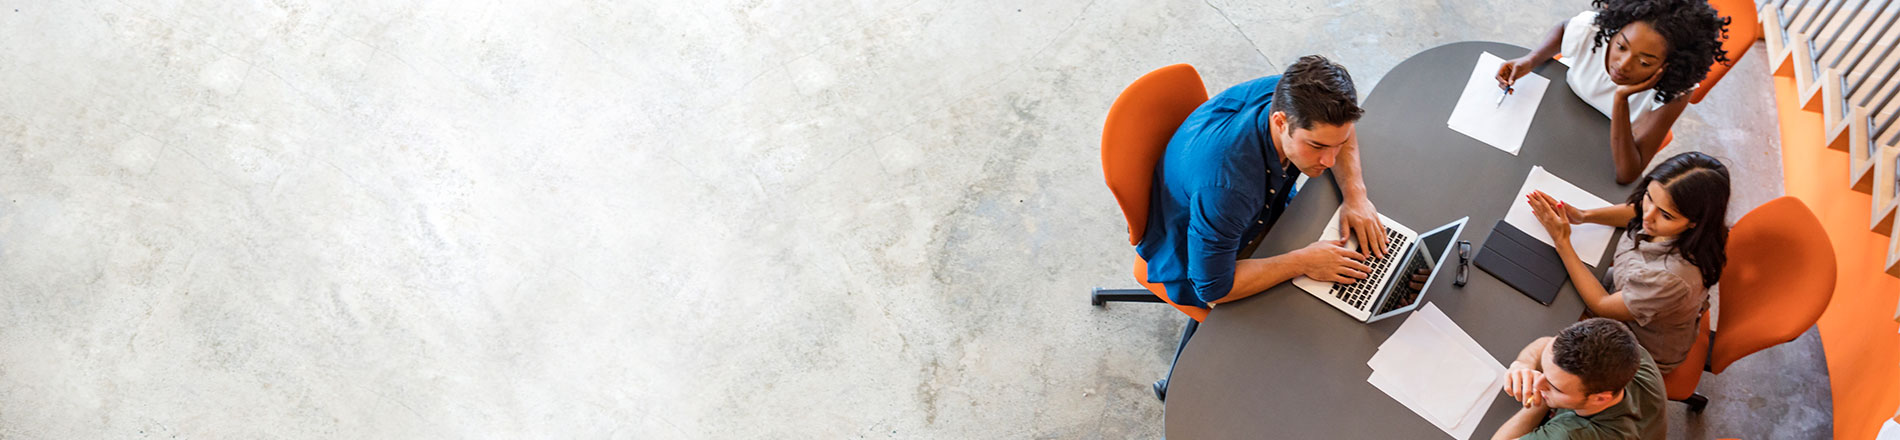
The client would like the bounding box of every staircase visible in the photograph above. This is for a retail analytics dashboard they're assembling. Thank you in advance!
[1759,0,1900,277]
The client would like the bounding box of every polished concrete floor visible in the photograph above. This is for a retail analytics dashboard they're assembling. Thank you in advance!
[0,0,1827,438]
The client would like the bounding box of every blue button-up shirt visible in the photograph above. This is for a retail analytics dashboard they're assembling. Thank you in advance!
[1136,75,1300,308]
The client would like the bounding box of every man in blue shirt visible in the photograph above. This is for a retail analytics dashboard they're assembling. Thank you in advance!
[1136,55,1388,310]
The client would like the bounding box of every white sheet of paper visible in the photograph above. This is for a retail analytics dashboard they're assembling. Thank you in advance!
[1367,305,1505,439]
[1504,166,1618,267]
[1869,417,1900,440]
[1370,363,1506,440]
[1366,304,1503,435]
[1416,305,1507,431]
[1448,52,1550,155]
[1879,418,1900,440]
[1462,369,1510,439]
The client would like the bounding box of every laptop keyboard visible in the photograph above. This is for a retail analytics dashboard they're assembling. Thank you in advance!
[1377,249,1432,314]
[1331,227,1409,311]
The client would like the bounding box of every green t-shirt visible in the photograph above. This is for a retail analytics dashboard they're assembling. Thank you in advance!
[1521,349,1667,440]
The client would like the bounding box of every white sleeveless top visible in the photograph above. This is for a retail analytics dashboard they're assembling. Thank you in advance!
[1560,11,1669,123]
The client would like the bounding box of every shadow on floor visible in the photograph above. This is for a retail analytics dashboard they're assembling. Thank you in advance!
[1668,326,1832,439]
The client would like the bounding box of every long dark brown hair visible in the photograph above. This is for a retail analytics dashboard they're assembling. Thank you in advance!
[1625,152,1729,287]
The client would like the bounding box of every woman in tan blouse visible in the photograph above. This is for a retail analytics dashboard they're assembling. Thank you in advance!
[1524,152,1731,373]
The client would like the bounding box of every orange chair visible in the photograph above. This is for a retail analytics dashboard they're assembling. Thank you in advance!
[1663,197,1836,412]
[1649,0,1757,157]
[1687,0,1760,104]
[1088,64,1209,401]
[1664,310,1711,408]
[1620,0,1751,156]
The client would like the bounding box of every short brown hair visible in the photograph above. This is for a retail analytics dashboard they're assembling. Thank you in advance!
[1551,318,1641,395]
[1270,55,1363,130]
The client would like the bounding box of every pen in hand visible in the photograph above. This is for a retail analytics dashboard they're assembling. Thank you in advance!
[1495,86,1514,107]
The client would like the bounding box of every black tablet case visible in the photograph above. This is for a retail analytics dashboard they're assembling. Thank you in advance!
[1473,220,1566,305]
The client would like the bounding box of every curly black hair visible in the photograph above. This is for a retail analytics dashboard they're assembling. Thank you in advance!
[1589,0,1732,104]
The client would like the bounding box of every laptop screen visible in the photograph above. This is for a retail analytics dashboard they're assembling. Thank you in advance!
[1371,219,1465,320]
[1417,223,1458,267]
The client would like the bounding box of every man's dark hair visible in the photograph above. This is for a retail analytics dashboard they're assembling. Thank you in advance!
[1270,55,1363,130]
[1552,318,1642,395]
[1590,0,1732,104]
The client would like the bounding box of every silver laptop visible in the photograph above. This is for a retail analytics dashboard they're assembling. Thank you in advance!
[1292,210,1468,323]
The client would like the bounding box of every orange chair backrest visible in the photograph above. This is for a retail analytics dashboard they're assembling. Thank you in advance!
[1688,0,1759,104]
[1709,197,1836,374]
[1103,64,1209,245]
[1663,309,1711,400]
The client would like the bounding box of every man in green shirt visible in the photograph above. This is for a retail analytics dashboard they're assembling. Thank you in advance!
[1492,318,1666,440]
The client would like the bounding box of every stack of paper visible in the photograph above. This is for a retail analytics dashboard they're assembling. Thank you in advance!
[1448,52,1551,155]
[1367,304,1507,439]
[1503,166,1618,267]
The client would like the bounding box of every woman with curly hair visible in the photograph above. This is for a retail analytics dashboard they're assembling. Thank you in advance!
[1497,0,1730,185]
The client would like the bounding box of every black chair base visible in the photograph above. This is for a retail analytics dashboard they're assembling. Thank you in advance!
[1157,317,1199,401]
[1681,393,1708,412]
[1091,287,1195,403]
[1091,287,1165,306]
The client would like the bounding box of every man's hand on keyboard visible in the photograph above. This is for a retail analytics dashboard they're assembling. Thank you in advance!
[1340,196,1387,259]
[1293,238,1373,284]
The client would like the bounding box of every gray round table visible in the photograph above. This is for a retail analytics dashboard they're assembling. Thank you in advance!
[1164,41,1633,439]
